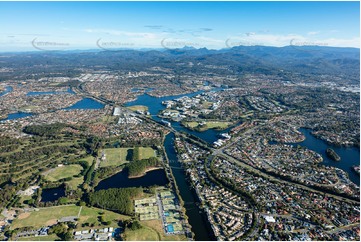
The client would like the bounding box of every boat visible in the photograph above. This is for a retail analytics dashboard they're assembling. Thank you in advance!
[352,165,360,175]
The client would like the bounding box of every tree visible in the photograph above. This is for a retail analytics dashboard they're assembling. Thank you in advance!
[63,231,73,241]
[78,201,86,206]
[130,220,142,230]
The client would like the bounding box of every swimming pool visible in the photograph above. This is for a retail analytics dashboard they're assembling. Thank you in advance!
[167,224,174,233]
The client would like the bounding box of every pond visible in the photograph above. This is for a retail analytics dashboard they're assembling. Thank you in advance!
[95,168,168,191]
[0,112,33,122]
[26,87,75,96]
[41,186,66,203]
[0,86,13,97]
[65,98,105,110]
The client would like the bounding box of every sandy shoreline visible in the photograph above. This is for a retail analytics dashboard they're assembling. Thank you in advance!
[128,166,163,179]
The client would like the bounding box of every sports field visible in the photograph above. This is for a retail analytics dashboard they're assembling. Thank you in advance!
[101,148,131,167]
[123,226,159,241]
[127,105,148,112]
[140,213,159,221]
[184,121,232,131]
[101,147,156,167]
[135,206,158,214]
[135,197,157,205]
[135,195,159,221]
[138,147,157,160]
[44,165,83,181]
[12,205,130,230]
[11,205,81,229]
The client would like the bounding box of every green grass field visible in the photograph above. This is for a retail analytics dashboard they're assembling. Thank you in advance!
[66,177,84,190]
[12,205,81,229]
[184,122,198,128]
[78,206,130,228]
[44,165,83,181]
[204,121,232,129]
[138,147,156,160]
[12,205,130,230]
[101,115,118,124]
[79,156,94,166]
[127,105,149,112]
[101,147,156,167]
[17,234,61,241]
[124,226,160,241]
[184,121,232,131]
[101,148,131,167]
[141,220,187,241]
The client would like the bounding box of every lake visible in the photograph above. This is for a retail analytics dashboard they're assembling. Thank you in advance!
[297,128,360,185]
[41,186,66,203]
[65,98,105,110]
[0,86,13,97]
[95,168,168,191]
[26,87,75,96]
[131,87,154,93]
[0,112,33,122]
[125,88,229,143]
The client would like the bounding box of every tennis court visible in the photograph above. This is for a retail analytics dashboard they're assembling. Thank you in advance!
[140,213,159,221]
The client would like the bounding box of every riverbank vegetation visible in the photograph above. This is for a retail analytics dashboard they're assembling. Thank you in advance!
[126,157,161,178]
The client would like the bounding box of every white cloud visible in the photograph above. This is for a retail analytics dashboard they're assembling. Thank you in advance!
[226,33,306,48]
[321,37,360,48]
[84,28,160,40]
[225,33,360,49]
[307,31,320,36]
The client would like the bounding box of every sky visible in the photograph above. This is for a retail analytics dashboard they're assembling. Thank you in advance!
[0,1,359,51]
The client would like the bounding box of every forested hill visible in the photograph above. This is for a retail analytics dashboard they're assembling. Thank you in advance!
[0,45,359,81]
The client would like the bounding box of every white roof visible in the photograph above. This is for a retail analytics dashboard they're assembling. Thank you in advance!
[263,215,276,223]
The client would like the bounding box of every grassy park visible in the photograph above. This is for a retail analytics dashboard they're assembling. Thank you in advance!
[44,164,83,181]
[141,220,187,241]
[17,234,61,241]
[12,205,130,230]
[184,120,232,131]
[66,176,84,190]
[101,148,131,167]
[101,147,156,167]
[124,226,160,241]
[138,147,156,160]
[78,206,130,228]
[11,205,81,229]
[127,105,149,112]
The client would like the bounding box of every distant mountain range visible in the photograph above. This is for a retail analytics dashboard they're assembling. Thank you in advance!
[0,45,359,80]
